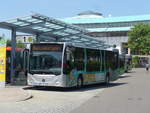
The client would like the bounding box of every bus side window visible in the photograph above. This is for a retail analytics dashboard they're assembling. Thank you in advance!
[86,49,101,72]
[74,48,84,71]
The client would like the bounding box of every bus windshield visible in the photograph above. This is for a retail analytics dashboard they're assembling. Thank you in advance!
[30,51,62,75]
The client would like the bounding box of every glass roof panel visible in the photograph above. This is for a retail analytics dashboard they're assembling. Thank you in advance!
[32,27,49,32]
[40,27,48,30]
[33,26,41,29]
[74,40,83,43]
[71,36,81,39]
[80,38,89,41]
[14,22,25,25]
[45,23,54,27]
[25,18,38,22]
[21,16,32,20]
[64,28,79,34]
[6,19,18,23]
[42,29,52,32]
[45,23,64,29]
[53,32,69,36]
[19,23,30,26]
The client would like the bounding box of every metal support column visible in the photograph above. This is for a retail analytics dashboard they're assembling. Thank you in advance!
[10,28,16,84]
[36,34,40,42]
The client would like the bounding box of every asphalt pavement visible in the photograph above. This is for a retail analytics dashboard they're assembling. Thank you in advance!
[70,68,150,113]
[0,81,105,113]
[0,68,149,113]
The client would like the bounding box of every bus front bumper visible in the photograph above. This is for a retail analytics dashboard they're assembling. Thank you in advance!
[27,74,66,87]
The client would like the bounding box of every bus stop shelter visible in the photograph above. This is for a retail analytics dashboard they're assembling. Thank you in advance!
[0,13,111,85]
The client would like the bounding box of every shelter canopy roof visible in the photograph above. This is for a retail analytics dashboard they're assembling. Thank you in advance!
[0,14,111,49]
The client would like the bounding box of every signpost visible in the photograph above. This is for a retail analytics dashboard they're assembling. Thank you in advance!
[0,39,6,88]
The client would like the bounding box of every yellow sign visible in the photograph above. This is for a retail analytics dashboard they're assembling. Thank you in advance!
[84,74,96,82]
[0,46,6,82]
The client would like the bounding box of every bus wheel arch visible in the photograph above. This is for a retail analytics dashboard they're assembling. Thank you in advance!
[77,74,83,88]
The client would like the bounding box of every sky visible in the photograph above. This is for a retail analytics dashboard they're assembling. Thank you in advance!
[1,0,150,39]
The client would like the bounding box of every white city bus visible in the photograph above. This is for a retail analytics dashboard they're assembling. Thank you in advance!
[28,42,120,87]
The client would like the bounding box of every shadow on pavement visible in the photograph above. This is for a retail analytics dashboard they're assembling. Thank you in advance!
[126,70,136,73]
[23,82,127,92]
[119,75,131,79]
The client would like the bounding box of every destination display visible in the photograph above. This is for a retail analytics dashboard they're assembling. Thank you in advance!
[31,44,63,51]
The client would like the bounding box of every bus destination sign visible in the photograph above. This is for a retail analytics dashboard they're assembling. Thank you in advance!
[32,44,63,51]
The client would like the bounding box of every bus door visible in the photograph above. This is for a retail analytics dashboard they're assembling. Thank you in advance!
[13,49,29,85]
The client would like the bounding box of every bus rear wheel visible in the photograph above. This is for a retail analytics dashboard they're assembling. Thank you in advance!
[77,76,83,88]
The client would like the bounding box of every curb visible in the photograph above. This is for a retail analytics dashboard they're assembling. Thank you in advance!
[16,88,33,102]
[0,86,33,103]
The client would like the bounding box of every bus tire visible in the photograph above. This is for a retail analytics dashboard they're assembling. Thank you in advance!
[77,76,83,88]
[105,74,110,85]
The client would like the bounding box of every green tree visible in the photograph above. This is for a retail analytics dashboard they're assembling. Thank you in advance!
[17,40,26,48]
[0,36,6,46]
[128,23,150,55]
[132,56,139,68]
[6,40,26,48]
[6,39,11,47]
[28,37,33,43]
[0,36,3,40]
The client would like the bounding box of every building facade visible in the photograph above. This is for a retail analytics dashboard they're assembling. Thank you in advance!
[16,35,36,49]
[16,35,36,43]
[62,11,150,55]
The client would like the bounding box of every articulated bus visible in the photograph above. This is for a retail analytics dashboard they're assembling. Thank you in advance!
[28,42,120,87]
